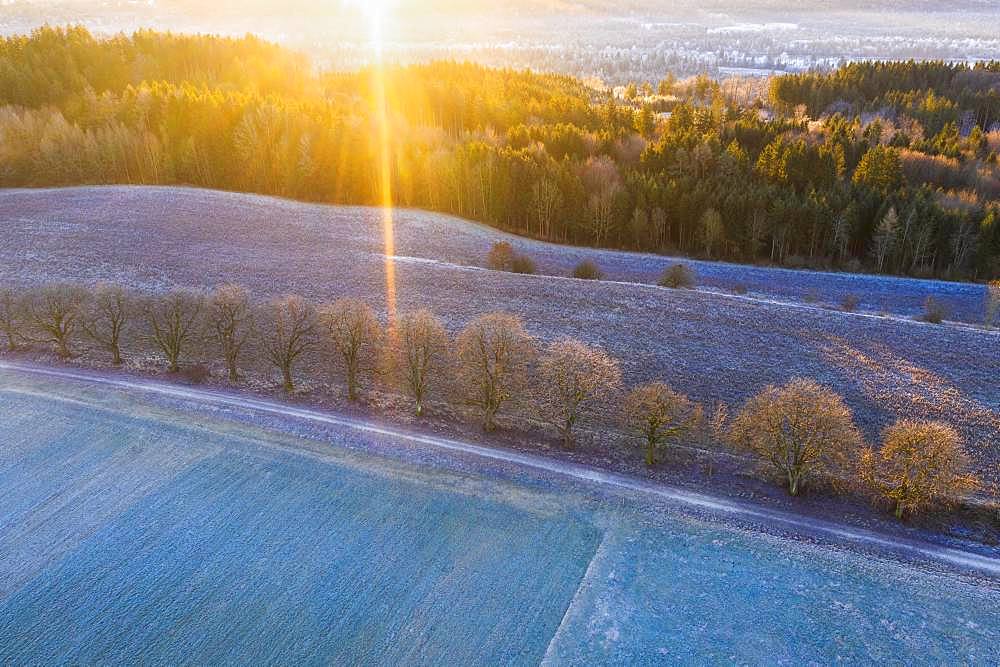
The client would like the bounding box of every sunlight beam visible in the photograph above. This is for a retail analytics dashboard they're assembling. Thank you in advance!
[346,0,399,327]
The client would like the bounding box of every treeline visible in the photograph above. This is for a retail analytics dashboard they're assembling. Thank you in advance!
[770,61,1000,131]
[1,27,999,280]
[0,281,988,521]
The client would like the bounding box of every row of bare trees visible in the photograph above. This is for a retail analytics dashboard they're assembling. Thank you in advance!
[0,282,985,520]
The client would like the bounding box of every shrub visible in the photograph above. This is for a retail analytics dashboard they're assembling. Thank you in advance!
[509,254,537,275]
[622,382,701,466]
[179,363,211,385]
[535,338,622,449]
[729,379,863,496]
[864,420,978,519]
[455,312,535,431]
[320,298,383,401]
[487,241,536,275]
[486,241,515,271]
[985,280,1000,329]
[841,293,860,312]
[658,263,695,289]
[921,296,948,324]
[731,283,748,296]
[390,309,450,416]
[572,259,604,280]
[803,289,820,304]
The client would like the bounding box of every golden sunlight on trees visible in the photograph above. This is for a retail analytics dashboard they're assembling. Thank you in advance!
[390,309,450,416]
[455,312,535,432]
[321,298,383,401]
[536,339,622,449]
[25,284,88,359]
[81,283,132,366]
[622,382,701,466]
[2,30,1000,280]
[729,379,863,496]
[143,290,205,373]
[208,284,254,383]
[864,420,978,519]
[259,295,318,393]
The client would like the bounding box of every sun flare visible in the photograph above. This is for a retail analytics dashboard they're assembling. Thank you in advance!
[344,0,397,46]
[343,0,400,325]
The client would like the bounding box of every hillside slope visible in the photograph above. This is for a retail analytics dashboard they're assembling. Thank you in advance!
[1,186,998,477]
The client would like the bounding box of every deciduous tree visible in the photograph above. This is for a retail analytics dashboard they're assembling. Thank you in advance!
[455,312,535,431]
[536,338,622,448]
[622,382,701,466]
[0,287,25,352]
[321,298,383,400]
[25,283,88,359]
[390,309,450,415]
[865,420,978,519]
[143,289,205,372]
[259,295,318,393]
[729,379,863,496]
[208,284,254,382]
[81,283,131,365]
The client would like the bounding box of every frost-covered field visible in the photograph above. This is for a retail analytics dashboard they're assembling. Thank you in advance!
[1,186,990,321]
[1,370,998,664]
[1,186,998,478]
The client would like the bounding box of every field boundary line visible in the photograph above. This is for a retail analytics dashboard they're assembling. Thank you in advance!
[2,360,999,578]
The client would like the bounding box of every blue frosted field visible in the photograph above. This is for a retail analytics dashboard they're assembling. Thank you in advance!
[1,373,998,664]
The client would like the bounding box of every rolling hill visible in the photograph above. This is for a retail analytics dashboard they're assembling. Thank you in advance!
[1,185,998,479]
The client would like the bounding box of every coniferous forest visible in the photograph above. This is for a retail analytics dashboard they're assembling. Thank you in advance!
[2,27,999,280]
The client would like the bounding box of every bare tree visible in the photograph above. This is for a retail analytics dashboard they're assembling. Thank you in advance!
[143,289,205,372]
[0,287,26,352]
[729,379,863,496]
[864,420,978,519]
[320,298,383,401]
[536,338,622,448]
[622,382,701,466]
[208,284,254,382]
[259,295,318,393]
[699,208,724,258]
[455,312,535,431]
[390,309,450,415]
[25,284,89,359]
[530,177,563,238]
[81,283,131,365]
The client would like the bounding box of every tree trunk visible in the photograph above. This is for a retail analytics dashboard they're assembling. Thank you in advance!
[483,406,497,432]
[645,440,656,466]
[347,366,358,401]
[282,366,294,393]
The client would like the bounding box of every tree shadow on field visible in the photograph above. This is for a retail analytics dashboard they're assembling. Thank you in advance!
[817,334,1000,484]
